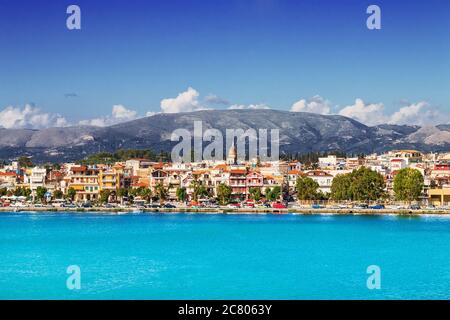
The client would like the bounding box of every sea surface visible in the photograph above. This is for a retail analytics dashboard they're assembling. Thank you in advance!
[1,211,450,299]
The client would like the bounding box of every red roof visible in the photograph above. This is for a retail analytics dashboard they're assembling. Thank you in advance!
[288,170,304,175]
[71,166,87,172]
[307,170,332,177]
[0,172,16,177]
[152,163,164,170]
[213,164,228,170]
[132,182,149,188]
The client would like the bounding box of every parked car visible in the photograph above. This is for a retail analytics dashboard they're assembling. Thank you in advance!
[311,204,324,209]
[227,203,241,208]
[409,204,421,210]
[353,204,369,209]
[61,203,77,208]
[81,202,92,208]
[163,203,177,208]
[369,204,385,209]
[272,202,287,209]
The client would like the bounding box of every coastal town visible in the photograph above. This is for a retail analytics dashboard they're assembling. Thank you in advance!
[1,146,450,212]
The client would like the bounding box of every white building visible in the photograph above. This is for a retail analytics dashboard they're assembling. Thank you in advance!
[25,167,47,200]
[390,159,407,171]
[306,170,333,194]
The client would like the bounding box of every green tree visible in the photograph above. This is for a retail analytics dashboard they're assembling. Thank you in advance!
[18,156,33,168]
[66,187,77,201]
[138,187,152,203]
[14,187,25,197]
[35,186,47,203]
[0,187,7,196]
[296,176,319,200]
[154,183,169,205]
[249,187,262,201]
[266,186,282,201]
[128,188,138,200]
[190,176,208,202]
[53,190,64,199]
[99,189,111,204]
[216,183,232,205]
[117,187,128,204]
[330,167,386,201]
[393,168,424,202]
[350,167,385,201]
[330,173,352,200]
[23,188,32,199]
[176,187,187,202]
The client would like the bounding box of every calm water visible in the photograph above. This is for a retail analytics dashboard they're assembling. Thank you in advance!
[1,211,450,299]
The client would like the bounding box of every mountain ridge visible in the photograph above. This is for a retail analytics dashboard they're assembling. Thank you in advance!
[0,110,449,162]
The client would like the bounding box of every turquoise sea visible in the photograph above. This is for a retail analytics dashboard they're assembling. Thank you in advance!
[1,211,450,299]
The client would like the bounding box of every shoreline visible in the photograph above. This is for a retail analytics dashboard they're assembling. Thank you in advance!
[1,207,450,215]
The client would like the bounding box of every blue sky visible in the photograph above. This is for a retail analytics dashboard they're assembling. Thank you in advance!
[0,0,449,128]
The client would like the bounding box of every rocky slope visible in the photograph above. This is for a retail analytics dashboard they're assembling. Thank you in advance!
[0,110,449,162]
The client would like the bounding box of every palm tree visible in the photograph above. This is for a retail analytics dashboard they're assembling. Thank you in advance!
[190,176,208,203]
[216,183,232,205]
[117,187,128,204]
[139,188,152,203]
[154,183,169,205]
[249,187,262,202]
[176,187,187,203]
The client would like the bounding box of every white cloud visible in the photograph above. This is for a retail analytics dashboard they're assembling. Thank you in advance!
[79,104,138,127]
[337,99,446,126]
[338,99,386,125]
[111,104,137,120]
[388,101,442,126]
[204,94,229,106]
[228,103,270,110]
[160,87,209,113]
[0,104,68,129]
[290,95,331,114]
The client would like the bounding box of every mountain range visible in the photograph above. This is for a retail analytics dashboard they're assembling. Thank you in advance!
[1,110,449,162]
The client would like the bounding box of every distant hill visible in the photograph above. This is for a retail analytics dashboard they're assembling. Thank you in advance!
[1,109,449,162]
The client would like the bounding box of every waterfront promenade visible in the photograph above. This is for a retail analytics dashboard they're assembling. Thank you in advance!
[2,206,450,215]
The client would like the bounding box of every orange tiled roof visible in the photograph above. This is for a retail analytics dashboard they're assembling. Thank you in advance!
[0,172,16,176]
[307,170,332,177]
[213,164,228,170]
[71,166,87,172]
[230,169,247,174]
[152,163,164,169]
[192,170,208,175]
[132,182,149,188]
[288,170,304,175]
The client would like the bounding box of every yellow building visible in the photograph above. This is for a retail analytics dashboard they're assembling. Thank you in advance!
[390,150,423,163]
[98,167,122,192]
[428,188,450,206]
[67,165,100,202]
